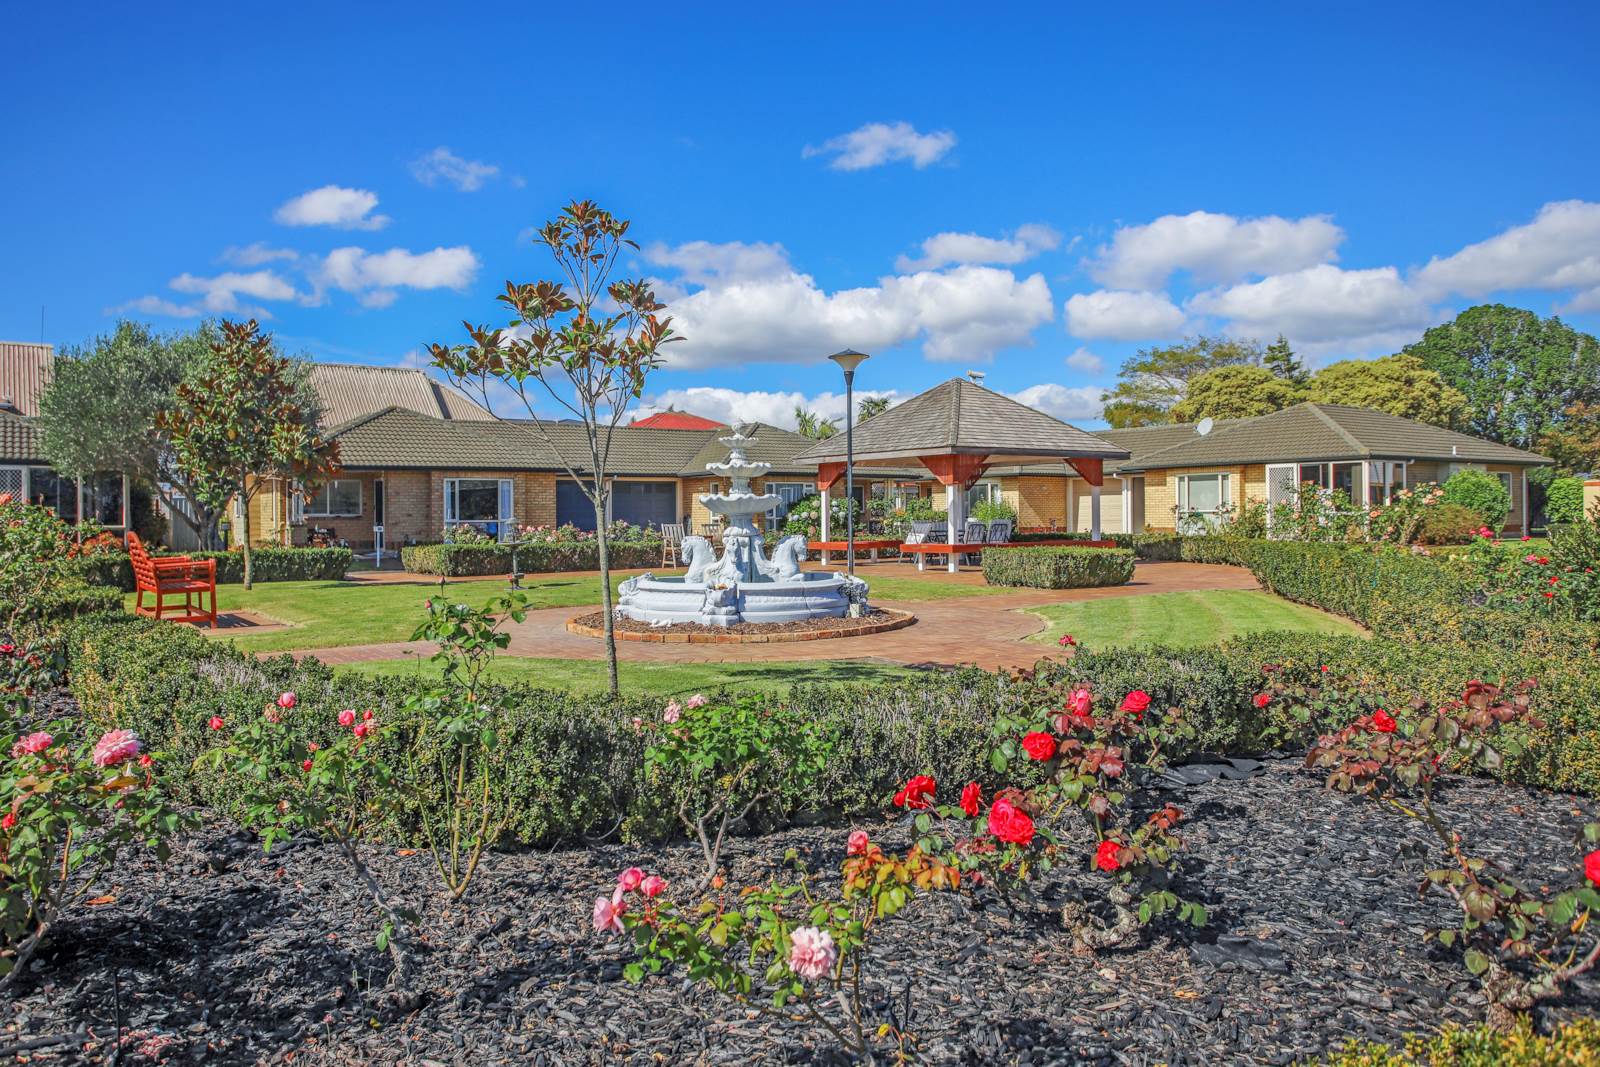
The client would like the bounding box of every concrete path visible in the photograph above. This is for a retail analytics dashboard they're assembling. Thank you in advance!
[297,561,1260,673]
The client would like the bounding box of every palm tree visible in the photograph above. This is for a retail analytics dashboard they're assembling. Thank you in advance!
[794,405,838,439]
[857,396,890,421]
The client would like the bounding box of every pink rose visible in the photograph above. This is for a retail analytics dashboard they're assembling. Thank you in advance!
[592,887,627,934]
[338,709,356,728]
[92,729,141,769]
[640,875,667,898]
[353,721,371,739]
[13,731,52,757]
[663,700,682,724]
[301,758,314,772]
[1067,688,1093,716]
[685,693,708,709]
[618,867,645,892]
[847,830,870,856]
[277,691,297,710]
[788,925,837,981]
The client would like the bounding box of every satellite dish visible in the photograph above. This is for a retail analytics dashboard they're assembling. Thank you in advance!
[1195,417,1215,436]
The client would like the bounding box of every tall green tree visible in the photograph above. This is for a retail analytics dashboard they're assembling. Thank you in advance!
[1402,304,1600,450]
[1169,365,1305,422]
[794,406,838,439]
[1538,401,1600,475]
[38,321,221,546]
[1307,354,1468,427]
[857,395,890,421]
[428,200,678,696]
[1099,335,1263,427]
[159,320,336,589]
[1262,334,1309,385]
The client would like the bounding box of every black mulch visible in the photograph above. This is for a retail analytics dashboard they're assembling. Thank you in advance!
[6,763,1598,1066]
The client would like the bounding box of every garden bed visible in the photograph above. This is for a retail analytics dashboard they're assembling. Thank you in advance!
[12,760,1597,1065]
[566,607,916,643]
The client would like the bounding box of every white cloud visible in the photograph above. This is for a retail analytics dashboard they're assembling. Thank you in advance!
[409,147,501,192]
[167,269,299,314]
[1187,264,1436,352]
[803,121,957,171]
[110,295,205,319]
[220,242,300,267]
[1064,347,1104,373]
[312,246,480,307]
[1064,289,1186,341]
[633,386,903,430]
[1414,199,1600,299]
[643,240,1054,368]
[273,185,390,230]
[1007,384,1103,422]
[1560,287,1600,314]
[1089,210,1344,289]
[895,223,1061,271]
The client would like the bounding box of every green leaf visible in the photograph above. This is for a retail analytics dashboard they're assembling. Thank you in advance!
[1463,949,1490,976]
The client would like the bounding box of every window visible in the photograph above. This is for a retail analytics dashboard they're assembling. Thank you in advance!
[1177,473,1230,531]
[81,473,125,528]
[1297,463,1331,490]
[444,478,513,539]
[1332,462,1361,500]
[765,481,815,522]
[24,467,77,522]
[305,479,362,517]
[1367,462,1406,506]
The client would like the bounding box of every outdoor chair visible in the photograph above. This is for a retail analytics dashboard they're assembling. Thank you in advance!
[128,531,217,629]
[699,522,722,539]
[961,520,989,565]
[661,523,685,567]
[986,519,1013,545]
[905,520,937,566]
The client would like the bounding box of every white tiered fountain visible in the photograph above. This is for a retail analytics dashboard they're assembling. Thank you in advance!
[616,431,868,626]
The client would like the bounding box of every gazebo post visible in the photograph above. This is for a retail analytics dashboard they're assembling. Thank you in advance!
[1068,458,1105,541]
[815,463,847,567]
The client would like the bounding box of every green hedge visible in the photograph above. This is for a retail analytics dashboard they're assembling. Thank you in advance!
[64,547,352,590]
[400,541,661,577]
[25,583,123,625]
[1322,1018,1600,1065]
[982,547,1135,588]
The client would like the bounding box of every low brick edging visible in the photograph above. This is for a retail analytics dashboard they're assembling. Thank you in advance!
[564,609,918,644]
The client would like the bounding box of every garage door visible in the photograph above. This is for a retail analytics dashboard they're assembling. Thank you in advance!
[556,480,594,530]
[611,481,678,530]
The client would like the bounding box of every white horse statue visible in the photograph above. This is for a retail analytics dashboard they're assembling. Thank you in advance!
[765,534,808,580]
[681,535,717,583]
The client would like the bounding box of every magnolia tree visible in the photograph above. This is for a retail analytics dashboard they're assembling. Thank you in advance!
[427,200,679,694]
[159,320,337,588]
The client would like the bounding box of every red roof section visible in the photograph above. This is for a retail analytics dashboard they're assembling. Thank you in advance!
[631,411,727,430]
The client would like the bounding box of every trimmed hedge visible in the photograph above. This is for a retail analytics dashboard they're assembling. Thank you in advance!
[982,547,1135,588]
[400,541,661,577]
[27,583,123,625]
[65,547,352,591]
[1322,1018,1600,1065]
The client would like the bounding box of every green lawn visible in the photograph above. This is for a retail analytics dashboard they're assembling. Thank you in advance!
[340,655,923,697]
[1026,589,1365,650]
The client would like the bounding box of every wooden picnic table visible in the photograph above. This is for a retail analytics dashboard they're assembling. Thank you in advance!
[899,539,1117,573]
[807,538,901,565]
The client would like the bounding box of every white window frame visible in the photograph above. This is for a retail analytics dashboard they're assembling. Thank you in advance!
[1176,472,1231,531]
[444,477,515,541]
[1366,461,1407,506]
[765,480,815,523]
[303,478,363,518]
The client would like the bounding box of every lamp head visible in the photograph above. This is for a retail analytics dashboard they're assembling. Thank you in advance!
[828,349,871,375]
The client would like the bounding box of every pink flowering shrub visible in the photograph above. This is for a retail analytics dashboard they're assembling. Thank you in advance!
[1307,679,1600,1029]
[1459,528,1600,621]
[642,694,833,890]
[596,832,959,1058]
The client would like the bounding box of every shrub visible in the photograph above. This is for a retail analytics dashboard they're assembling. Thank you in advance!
[32,584,123,624]
[970,498,1017,523]
[63,546,352,591]
[400,540,660,577]
[983,547,1135,588]
[1443,469,1513,530]
[1545,476,1588,525]
[1323,1019,1600,1065]
[1417,502,1487,545]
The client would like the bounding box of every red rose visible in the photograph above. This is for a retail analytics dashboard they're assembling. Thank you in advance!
[1253,692,1271,708]
[1319,665,1330,673]
[1119,690,1151,716]
[987,798,1035,846]
[1095,839,1121,872]
[1067,687,1093,717]
[960,781,982,817]
[1371,709,1397,733]
[207,716,225,731]
[1021,731,1058,762]
[893,775,936,810]
[1,812,14,830]
[1057,634,1076,647]
[1586,850,1600,886]
[301,758,313,772]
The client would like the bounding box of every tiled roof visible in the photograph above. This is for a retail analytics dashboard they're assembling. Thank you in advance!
[679,423,818,475]
[306,363,494,428]
[631,411,727,430]
[0,342,54,417]
[0,412,45,462]
[793,378,1128,464]
[1116,403,1549,472]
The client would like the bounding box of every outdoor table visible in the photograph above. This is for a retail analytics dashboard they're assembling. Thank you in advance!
[898,539,1117,573]
[807,538,900,566]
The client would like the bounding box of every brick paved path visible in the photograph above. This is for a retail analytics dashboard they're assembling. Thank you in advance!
[299,561,1259,672]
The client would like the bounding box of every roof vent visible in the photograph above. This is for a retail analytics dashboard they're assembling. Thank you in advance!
[1451,445,1458,456]
[966,370,986,385]
[1195,416,1214,437]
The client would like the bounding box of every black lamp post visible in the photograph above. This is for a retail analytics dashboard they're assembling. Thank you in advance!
[827,349,871,575]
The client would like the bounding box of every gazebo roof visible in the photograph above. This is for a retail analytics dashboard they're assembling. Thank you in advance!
[792,377,1129,467]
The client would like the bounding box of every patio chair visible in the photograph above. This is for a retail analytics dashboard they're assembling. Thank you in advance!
[661,523,685,567]
[961,520,989,566]
[986,519,1013,545]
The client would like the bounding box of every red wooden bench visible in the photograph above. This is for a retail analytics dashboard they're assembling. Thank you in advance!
[129,532,218,628]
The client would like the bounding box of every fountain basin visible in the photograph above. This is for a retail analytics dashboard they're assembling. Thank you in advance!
[617,571,857,626]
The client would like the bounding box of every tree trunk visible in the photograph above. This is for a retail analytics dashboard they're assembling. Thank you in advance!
[593,492,619,695]
[239,488,254,590]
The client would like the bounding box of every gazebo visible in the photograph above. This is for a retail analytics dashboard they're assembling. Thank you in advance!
[792,377,1130,552]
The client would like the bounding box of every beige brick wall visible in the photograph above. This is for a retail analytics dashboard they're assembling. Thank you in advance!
[1586,480,1600,520]
[1140,466,1247,532]
[1066,480,1125,534]
[1002,475,1068,528]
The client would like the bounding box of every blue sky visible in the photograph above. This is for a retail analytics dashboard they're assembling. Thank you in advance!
[5,2,1599,429]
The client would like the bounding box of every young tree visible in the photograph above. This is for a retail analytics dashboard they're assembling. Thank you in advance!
[1402,304,1600,450]
[1169,364,1304,422]
[1099,335,1263,427]
[427,200,679,696]
[158,320,336,589]
[38,321,222,546]
[857,395,890,421]
[1307,354,1468,426]
[1262,334,1309,385]
[793,406,838,439]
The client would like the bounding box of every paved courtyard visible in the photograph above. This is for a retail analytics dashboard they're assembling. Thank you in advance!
[299,560,1260,672]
